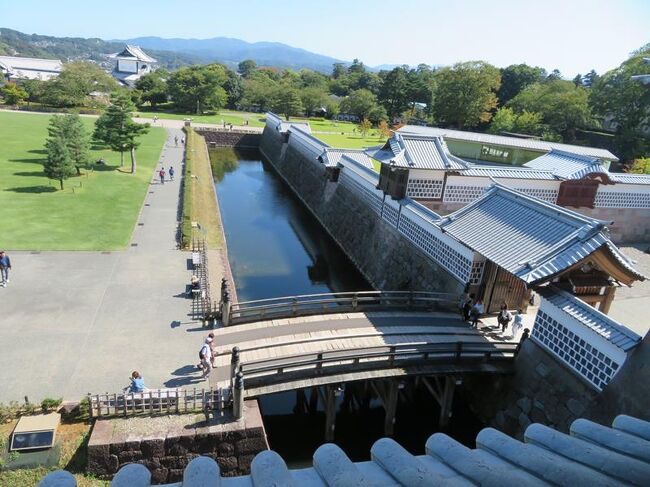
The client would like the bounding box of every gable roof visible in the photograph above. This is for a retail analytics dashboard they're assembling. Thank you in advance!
[538,287,641,351]
[114,45,156,63]
[523,150,609,180]
[319,148,375,169]
[370,133,470,170]
[0,55,62,80]
[438,184,644,284]
[398,125,619,162]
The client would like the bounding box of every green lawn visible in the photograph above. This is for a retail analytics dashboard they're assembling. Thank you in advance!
[135,108,267,127]
[0,112,166,250]
[313,132,387,150]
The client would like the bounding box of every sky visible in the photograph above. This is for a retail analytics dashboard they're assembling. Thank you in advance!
[2,0,649,77]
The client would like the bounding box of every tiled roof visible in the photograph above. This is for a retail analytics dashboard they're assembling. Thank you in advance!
[609,173,650,186]
[40,415,650,486]
[538,287,641,351]
[523,150,609,180]
[398,125,619,161]
[319,148,374,169]
[438,184,643,284]
[115,45,157,63]
[0,55,62,80]
[371,133,470,170]
[461,166,557,180]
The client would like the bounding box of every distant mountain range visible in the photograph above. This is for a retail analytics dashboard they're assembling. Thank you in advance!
[116,36,346,73]
[0,28,401,74]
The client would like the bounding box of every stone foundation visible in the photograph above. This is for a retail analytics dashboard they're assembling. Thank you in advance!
[87,400,267,483]
[196,129,261,149]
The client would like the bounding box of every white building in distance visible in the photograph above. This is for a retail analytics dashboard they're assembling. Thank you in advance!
[0,55,62,82]
[110,45,156,87]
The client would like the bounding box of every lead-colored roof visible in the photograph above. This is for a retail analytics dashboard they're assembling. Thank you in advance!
[371,133,470,170]
[523,150,609,180]
[320,148,374,169]
[0,55,62,80]
[609,173,650,186]
[438,184,644,284]
[114,45,157,63]
[538,287,641,351]
[399,125,619,162]
[460,166,557,180]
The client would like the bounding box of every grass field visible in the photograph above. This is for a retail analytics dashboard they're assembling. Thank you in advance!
[0,111,166,250]
[313,132,387,149]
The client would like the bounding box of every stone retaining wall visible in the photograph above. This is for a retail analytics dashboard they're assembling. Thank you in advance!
[87,400,268,483]
[259,126,463,293]
[196,130,261,149]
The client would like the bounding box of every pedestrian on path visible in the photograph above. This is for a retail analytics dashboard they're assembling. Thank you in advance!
[159,167,165,184]
[497,303,512,333]
[198,337,213,379]
[463,293,475,321]
[512,310,524,337]
[169,166,175,181]
[124,371,147,393]
[207,332,216,367]
[181,136,185,145]
[174,136,178,147]
[0,251,11,287]
[470,299,484,328]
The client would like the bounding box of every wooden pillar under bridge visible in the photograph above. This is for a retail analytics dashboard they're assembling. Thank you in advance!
[372,380,400,437]
[422,376,456,430]
[324,386,337,442]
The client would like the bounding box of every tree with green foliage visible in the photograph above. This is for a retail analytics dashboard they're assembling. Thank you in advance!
[488,107,517,134]
[93,93,150,173]
[0,81,28,104]
[134,69,168,108]
[589,44,650,161]
[47,114,90,175]
[167,64,228,114]
[340,89,384,122]
[41,61,118,107]
[508,79,592,141]
[489,107,543,136]
[271,85,303,120]
[628,157,650,174]
[300,87,328,116]
[43,136,75,190]
[238,59,257,78]
[497,64,545,105]
[224,69,244,108]
[433,61,501,129]
[379,66,411,118]
[359,118,372,137]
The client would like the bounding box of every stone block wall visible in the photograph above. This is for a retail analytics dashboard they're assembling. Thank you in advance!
[196,129,261,149]
[88,400,268,483]
[259,127,463,293]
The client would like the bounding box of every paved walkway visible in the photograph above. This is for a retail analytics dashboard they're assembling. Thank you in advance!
[0,129,218,402]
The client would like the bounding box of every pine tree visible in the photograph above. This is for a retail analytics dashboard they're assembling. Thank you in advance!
[44,136,75,190]
[93,93,150,173]
[48,114,90,175]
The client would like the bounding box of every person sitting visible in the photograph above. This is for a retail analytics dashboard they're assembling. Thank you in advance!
[126,371,146,393]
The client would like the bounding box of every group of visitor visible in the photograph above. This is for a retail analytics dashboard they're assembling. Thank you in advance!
[159,166,175,184]
[459,293,524,335]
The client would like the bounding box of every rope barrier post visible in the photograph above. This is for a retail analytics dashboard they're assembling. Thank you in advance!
[233,371,244,420]
[230,346,240,392]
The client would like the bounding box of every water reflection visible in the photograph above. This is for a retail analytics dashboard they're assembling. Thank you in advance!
[210,148,369,302]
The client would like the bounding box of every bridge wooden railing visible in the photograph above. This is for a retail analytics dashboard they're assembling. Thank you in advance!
[87,387,231,419]
[222,290,460,326]
[236,340,518,381]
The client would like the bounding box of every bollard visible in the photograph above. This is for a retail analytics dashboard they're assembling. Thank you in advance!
[233,371,244,420]
[230,346,240,392]
[221,290,231,326]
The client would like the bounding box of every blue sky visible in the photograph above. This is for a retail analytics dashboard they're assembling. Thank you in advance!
[3,0,648,76]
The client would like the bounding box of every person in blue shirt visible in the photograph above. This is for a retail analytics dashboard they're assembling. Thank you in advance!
[127,371,146,393]
[0,251,11,287]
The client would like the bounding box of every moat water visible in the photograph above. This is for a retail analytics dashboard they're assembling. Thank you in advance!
[210,148,483,464]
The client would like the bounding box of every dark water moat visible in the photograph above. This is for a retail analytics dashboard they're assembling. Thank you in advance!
[210,148,484,464]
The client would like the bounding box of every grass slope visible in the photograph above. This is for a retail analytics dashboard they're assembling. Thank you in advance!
[0,111,166,250]
[313,132,387,149]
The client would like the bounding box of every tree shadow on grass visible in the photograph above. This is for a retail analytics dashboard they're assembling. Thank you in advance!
[28,149,47,155]
[92,163,119,172]
[13,171,46,177]
[9,157,46,164]
[5,185,57,193]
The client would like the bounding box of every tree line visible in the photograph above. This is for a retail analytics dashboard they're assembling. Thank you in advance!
[1,42,649,162]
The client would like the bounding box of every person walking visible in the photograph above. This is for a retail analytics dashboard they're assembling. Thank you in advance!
[159,167,165,184]
[0,251,11,287]
[198,337,213,379]
[169,166,175,181]
[462,293,475,321]
[497,303,512,333]
[181,136,185,145]
[470,299,484,328]
[512,310,524,337]
[174,136,178,147]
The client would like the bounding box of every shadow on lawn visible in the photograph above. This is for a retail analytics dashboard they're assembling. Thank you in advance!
[5,185,57,193]
[13,171,45,177]
[9,157,45,164]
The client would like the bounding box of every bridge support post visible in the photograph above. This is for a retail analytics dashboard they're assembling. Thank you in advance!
[439,376,455,430]
[324,385,337,442]
[233,371,244,420]
[230,347,240,392]
[383,381,399,437]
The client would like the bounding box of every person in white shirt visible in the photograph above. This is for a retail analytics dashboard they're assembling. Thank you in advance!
[470,299,484,328]
[198,337,213,379]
